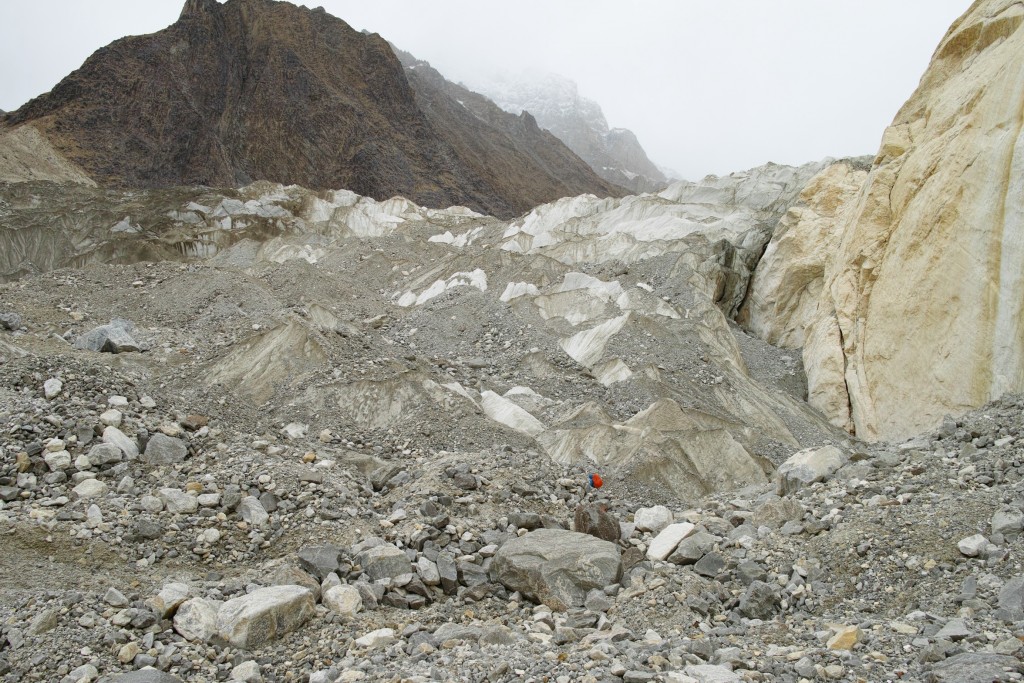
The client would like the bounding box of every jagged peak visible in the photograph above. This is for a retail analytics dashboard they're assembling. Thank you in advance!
[180,0,219,19]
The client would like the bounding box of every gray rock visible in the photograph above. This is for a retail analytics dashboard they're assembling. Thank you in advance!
[752,496,804,528]
[490,528,621,610]
[508,512,543,530]
[87,442,123,466]
[100,670,184,683]
[173,598,218,642]
[0,312,22,331]
[647,522,696,561]
[142,433,188,465]
[776,445,846,495]
[356,544,412,582]
[322,585,362,617]
[926,652,1023,682]
[573,503,621,542]
[354,581,383,610]
[159,488,198,515]
[104,587,129,607]
[693,552,727,578]
[437,552,459,594]
[933,618,971,641]
[238,496,269,526]
[216,585,314,649]
[73,319,147,354]
[634,505,673,533]
[997,576,1024,621]
[739,580,780,620]
[668,531,715,565]
[683,664,741,682]
[736,560,767,585]
[957,534,989,557]
[72,479,107,499]
[28,608,58,635]
[102,426,139,460]
[43,378,62,399]
[297,545,342,580]
[149,583,190,619]
[991,509,1024,540]
[415,556,441,586]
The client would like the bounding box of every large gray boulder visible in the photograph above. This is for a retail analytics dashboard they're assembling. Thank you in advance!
[74,318,147,353]
[926,652,1023,682]
[216,585,314,649]
[490,529,621,610]
[143,433,188,465]
[776,446,846,495]
[99,670,184,683]
[356,544,412,581]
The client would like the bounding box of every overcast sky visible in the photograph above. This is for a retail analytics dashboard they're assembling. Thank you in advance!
[0,0,970,180]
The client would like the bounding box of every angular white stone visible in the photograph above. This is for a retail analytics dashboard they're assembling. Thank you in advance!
[72,479,107,499]
[216,586,314,649]
[776,445,845,495]
[102,426,139,460]
[354,627,396,649]
[958,534,989,558]
[43,378,63,399]
[174,597,218,642]
[322,585,362,617]
[647,522,696,561]
[634,505,673,534]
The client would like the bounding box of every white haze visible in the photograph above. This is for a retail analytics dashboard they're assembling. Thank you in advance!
[0,0,971,180]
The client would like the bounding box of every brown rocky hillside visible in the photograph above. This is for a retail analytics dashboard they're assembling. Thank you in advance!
[0,0,621,218]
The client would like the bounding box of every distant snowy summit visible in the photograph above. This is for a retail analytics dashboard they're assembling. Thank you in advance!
[467,71,669,193]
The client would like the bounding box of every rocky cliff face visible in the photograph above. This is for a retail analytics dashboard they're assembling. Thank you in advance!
[0,0,619,218]
[470,72,668,193]
[743,0,1024,441]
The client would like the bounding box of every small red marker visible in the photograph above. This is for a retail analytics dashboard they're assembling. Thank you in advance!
[589,473,603,489]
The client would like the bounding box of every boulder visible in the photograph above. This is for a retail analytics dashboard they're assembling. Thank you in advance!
[142,433,188,465]
[776,446,845,495]
[573,504,621,542]
[100,671,185,683]
[297,545,343,580]
[159,488,198,515]
[667,531,715,565]
[149,583,190,619]
[322,585,362,617]
[490,529,621,610]
[173,597,218,642]
[216,585,314,649]
[997,576,1024,621]
[0,312,22,331]
[102,426,139,460]
[681,664,741,683]
[647,523,696,562]
[74,318,146,353]
[634,505,673,534]
[356,544,412,581]
[926,652,1024,683]
[238,496,269,526]
[87,442,123,466]
[738,580,780,620]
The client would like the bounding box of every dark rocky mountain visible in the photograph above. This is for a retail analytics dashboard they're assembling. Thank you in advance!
[0,0,621,218]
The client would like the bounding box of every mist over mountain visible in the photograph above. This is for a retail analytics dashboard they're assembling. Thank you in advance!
[468,71,669,193]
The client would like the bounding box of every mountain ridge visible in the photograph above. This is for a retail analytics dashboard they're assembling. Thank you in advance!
[0,0,622,219]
